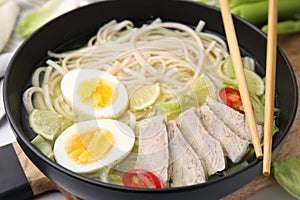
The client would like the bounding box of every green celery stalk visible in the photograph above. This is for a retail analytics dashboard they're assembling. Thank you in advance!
[31,135,54,159]
[228,0,264,8]
[222,161,249,176]
[262,20,300,35]
[195,0,263,7]
[231,0,300,25]
[0,0,20,52]
[17,0,79,38]
[195,0,218,5]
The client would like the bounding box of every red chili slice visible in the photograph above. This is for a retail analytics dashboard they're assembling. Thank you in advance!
[122,169,164,188]
[219,87,244,114]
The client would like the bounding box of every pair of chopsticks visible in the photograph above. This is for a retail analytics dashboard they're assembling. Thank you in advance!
[219,0,278,175]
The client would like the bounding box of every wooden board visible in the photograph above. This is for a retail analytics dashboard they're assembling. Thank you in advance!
[12,142,81,200]
[222,33,300,200]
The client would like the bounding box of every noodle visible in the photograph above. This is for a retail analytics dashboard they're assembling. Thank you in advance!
[23,18,228,126]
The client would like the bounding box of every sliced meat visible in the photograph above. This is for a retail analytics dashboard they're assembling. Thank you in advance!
[167,120,207,187]
[205,97,263,142]
[176,108,226,175]
[199,104,249,163]
[134,115,169,186]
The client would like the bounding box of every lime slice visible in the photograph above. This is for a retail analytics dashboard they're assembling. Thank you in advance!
[129,83,161,111]
[220,58,265,96]
[222,56,255,78]
[190,73,217,106]
[29,109,72,141]
[222,57,236,79]
[244,69,265,96]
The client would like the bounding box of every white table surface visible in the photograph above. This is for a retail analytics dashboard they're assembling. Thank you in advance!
[0,116,297,200]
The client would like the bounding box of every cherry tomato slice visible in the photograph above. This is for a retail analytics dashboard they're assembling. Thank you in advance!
[219,87,244,114]
[122,169,164,188]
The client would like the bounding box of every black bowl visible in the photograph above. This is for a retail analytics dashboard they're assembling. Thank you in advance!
[4,0,298,199]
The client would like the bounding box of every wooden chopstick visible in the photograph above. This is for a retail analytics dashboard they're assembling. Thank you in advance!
[219,0,263,159]
[263,0,278,176]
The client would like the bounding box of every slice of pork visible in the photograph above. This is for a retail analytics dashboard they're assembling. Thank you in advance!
[134,115,169,186]
[199,104,249,163]
[176,108,226,175]
[205,97,263,142]
[167,120,207,187]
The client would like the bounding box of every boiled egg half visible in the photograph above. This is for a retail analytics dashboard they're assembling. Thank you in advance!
[54,119,135,174]
[61,69,128,119]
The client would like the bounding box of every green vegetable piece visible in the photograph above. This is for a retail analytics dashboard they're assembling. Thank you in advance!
[17,0,79,37]
[231,0,300,26]
[222,81,239,90]
[249,93,265,125]
[272,158,300,199]
[222,161,249,176]
[190,73,218,106]
[228,0,262,7]
[195,0,218,6]
[159,95,185,120]
[272,119,279,135]
[243,146,256,162]
[262,20,300,35]
[31,135,54,159]
[195,0,262,8]
[107,172,123,185]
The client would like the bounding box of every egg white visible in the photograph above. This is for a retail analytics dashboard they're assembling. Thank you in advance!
[61,69,128,119]
[53,119,136,174]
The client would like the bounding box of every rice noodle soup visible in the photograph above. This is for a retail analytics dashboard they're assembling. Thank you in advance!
[23,19,275,188]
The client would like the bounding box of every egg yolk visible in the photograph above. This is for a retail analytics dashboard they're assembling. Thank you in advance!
[93,80,113,109]
[77,79,115,109]
[65,129,114,164]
